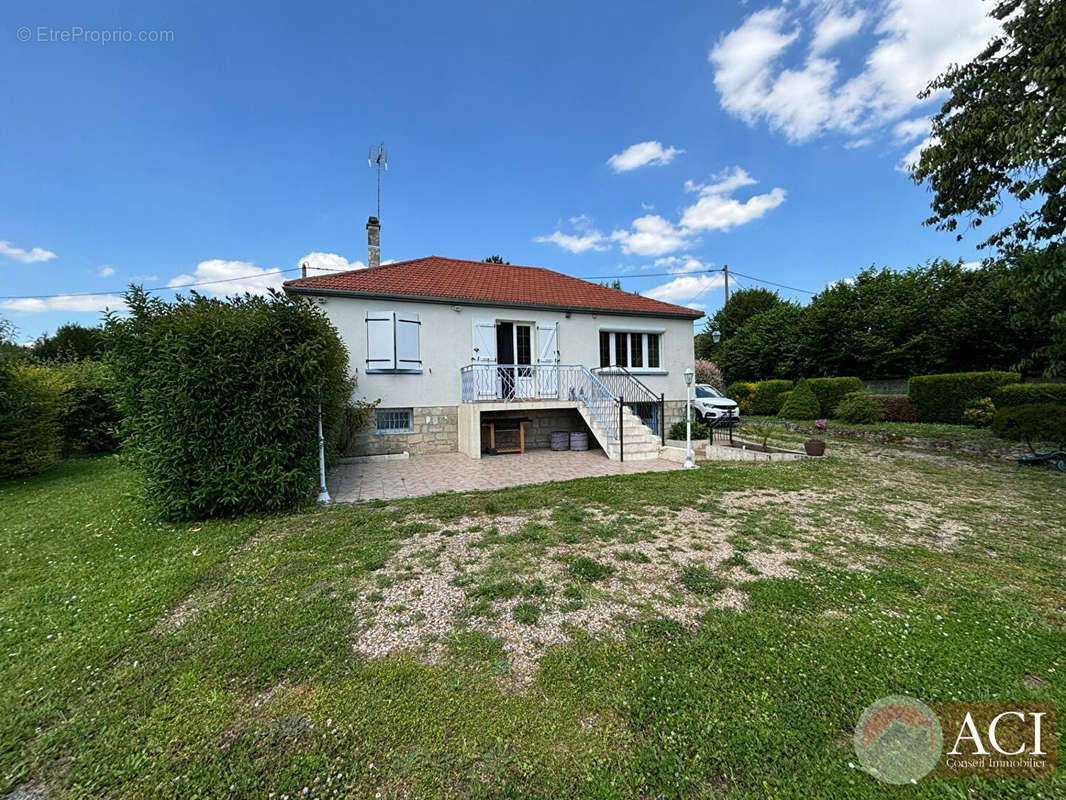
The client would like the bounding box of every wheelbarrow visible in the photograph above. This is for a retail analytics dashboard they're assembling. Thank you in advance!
[1017,442,1066,472]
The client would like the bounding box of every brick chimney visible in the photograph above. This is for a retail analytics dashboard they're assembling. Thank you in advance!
[366,216,380,269]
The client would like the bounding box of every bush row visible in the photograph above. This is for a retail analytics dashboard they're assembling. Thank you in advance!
[907,371,1020,424]
[991,404,1066,445]
[991,383,1066,408]
[0,360,122,479]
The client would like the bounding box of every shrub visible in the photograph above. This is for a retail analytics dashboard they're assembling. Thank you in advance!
[907,371,1020,424]
[668,419,710,440]
[836,391,886,424]
[961,397,996,428]
[992,404,1066,445]
[750,380,793,415]
[778,378,821,420]
[105,289,355,520]
[0,363,71,479]
[992,383,1066,409]
[878,394,919,422]
[727,381,757,415]
[807,377,862,416]
[694,360,725,391]
[55,360,122,455]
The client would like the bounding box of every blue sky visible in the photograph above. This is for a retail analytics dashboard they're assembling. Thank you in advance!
[1,0,1001,341]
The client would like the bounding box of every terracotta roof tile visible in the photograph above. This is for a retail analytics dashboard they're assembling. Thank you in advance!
[283,256,703,319]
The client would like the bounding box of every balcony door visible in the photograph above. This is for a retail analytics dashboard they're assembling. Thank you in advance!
[496,322,534,399]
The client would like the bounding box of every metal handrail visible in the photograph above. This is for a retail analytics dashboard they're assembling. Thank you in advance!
[592,365,665,444]
[459,363,620,456]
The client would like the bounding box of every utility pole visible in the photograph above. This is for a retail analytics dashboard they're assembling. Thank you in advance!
[723,264,729,303]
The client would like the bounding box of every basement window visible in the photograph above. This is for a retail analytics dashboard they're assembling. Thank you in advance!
[375,408,413,434]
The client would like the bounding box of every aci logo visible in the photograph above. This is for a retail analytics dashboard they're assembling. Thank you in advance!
[854,696,1057,784]
[854,695,943,784]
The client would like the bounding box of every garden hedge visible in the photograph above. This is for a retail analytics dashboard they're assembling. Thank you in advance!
[750,380,793,416]
[836,392,886,424]
[105,289,354,520]
[991,404,1066,445]
[907,371,1020,424]
[878,394,919,422]
[56,360,122,455]
[992,382,1066,409]
[0,362,71,478]
[726,381,758,415]
[807,377,862,417]
[778,379,820,420]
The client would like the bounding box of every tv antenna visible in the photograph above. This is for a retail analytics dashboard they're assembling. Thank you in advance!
[368,142,388,219]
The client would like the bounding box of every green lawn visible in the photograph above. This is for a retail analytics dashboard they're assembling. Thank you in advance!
[1,445,1064,798]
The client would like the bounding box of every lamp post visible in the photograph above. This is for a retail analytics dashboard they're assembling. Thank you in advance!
[712,330,722,344]
[683,367,695,469]
[317,404,331,504]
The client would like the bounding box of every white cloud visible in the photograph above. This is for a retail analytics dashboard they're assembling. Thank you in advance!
[810,9,865,55]
[535,215,609,253]
[654,256,711,274]
[607,141,683,173]
[643,273,725,304]
[610,215,691,257]
[680,167,786,232]
[843,137,873,149]
[0,240,57,264]
[961,260,984,271]
[896,134,935,173]
[299,251,365,274]
[641,201,655,211]
[893,116,932,142]
[167,259,287,296]
[1,294,126,313]
[97,265,115,278]
[710,1,1000,144]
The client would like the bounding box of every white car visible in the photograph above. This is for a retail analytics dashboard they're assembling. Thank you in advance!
[692,384,739,422]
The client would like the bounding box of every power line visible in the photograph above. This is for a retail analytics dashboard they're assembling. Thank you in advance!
[0,267,304,300]
[727,269,817,295]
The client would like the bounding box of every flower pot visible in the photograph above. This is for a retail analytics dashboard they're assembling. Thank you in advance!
[804,438,826,457]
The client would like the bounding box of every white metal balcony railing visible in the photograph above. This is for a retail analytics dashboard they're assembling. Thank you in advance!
[460,363,619,455]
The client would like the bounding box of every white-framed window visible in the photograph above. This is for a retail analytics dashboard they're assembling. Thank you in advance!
[598,330,663,370]
[366,311,421,372]
[375,408,413,434]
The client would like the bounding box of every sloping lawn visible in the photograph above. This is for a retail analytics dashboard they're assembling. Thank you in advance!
[1,447,1064,798]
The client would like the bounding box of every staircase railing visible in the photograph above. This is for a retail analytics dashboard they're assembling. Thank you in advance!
[592,365,666,445]
[459,364,620,457]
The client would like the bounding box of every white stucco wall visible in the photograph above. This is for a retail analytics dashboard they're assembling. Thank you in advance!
[311,294,698,408]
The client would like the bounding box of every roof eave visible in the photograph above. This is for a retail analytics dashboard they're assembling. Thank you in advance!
[282,284,704,320]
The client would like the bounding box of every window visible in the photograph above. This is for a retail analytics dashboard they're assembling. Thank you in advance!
[647,334,660,369]
[599,331,611,368]
[695,386,720,398]
[515,324,532,366]
[375,408,413,433]
[599,330,663,370]
[366,311,421,372]
[614,332,628,367]
[630,333,643,368]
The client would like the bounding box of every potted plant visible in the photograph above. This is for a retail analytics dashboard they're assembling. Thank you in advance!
[805,419,827,456]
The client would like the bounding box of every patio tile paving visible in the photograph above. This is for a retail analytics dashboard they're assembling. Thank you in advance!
[327,448,682,502]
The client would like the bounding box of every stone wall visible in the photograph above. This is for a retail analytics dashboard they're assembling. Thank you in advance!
[346,405,459,457]
[481,408,591,452]
[664,400,687,432]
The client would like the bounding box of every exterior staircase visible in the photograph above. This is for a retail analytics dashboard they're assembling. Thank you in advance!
[576,403,663,461]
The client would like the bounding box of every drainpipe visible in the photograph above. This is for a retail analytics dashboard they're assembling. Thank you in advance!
[317,403,331,503]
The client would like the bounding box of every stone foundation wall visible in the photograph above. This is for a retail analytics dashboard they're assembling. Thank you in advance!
[664,400,687,433]
[346,405,459,457]
[481,408,591,452]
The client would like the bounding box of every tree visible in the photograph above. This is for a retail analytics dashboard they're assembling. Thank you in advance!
[913,0,1065,252]
[32,323,107,361]
[1005,243,1066,375]
[600,279,622,290]
[717,303,807,382]
[484,255,510,264]
[695,287,782,361]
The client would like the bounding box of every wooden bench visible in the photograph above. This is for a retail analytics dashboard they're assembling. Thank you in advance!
[482,417,532,455]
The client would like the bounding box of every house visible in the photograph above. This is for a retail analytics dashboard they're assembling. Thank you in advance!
[283,217,703,461]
